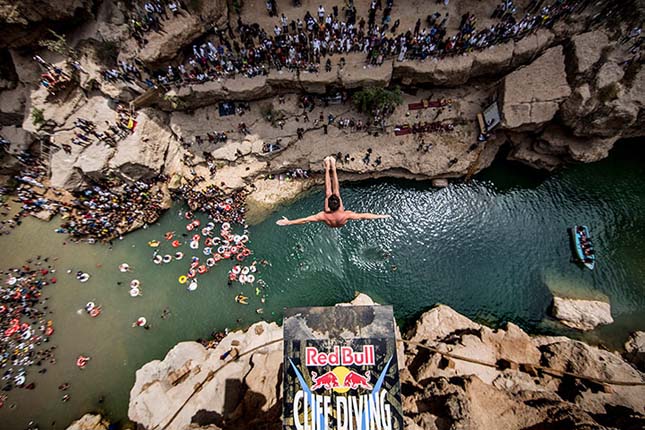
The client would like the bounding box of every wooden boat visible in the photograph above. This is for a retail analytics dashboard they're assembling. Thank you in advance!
[569,225,595,270]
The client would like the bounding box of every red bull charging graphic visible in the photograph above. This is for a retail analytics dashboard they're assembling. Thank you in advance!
[283,305,403,430]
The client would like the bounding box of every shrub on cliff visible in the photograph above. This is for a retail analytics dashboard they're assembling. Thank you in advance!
[353,86,403,117]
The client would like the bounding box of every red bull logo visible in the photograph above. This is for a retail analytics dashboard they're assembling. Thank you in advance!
[310,371,341,391]
[343,370,372,390]
[310,367,372,392]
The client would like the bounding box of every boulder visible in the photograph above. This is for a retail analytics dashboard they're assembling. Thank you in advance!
[551,296,613,331]
[109,109,174,181]
[569,30,609,75]
[624,331,645,372]
[66,414,109,430]
[500,45,571,130]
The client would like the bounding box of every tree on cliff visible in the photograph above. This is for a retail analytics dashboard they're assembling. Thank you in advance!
[353,86,403,118]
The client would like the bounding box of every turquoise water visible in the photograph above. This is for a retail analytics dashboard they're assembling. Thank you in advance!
[1,142,644,429]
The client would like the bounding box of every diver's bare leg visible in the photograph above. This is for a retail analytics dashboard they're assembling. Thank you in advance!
[330,157,344,210]
[324,158,332,198]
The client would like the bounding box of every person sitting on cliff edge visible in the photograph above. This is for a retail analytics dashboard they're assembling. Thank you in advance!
[276,157,390,228]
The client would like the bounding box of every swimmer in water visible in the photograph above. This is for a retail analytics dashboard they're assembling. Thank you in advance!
[276,157,390,228]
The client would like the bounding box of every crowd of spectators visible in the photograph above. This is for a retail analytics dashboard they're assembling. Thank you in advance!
[106,0,591,89]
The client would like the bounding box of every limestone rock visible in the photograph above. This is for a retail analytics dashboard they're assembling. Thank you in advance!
[535,124,617,164]
[570,30,609,75]
[73,141,114,179]
[0,86,28,125]
[245,177,315,224]
[500,45,571,130]
[471,42,515,76]
[624,331,645,372]
[539,339,645,414]
[0,0,94,47]
[298,69,337,93]
[595,62,625,90]
[119,1,228,66]
[50,148,85,190]
[393,55,474,86]
[0,125,34,154]
[109,109,174,181]
[561,84,597,124]
[339,61,393,89]
[128,322,282,430]
[551,296,613,331]
[405,304,540,385]
[265,70,298,92]
[66,414,109,430]
[403,373,611,430]
[223,76,273,100]
[511,29,555,67]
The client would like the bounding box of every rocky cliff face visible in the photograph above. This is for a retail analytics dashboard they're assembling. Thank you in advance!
[0,1,643,201]
[127,295,645,430]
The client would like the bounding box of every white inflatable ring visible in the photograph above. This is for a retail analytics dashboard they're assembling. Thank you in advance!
[190,240,199,250]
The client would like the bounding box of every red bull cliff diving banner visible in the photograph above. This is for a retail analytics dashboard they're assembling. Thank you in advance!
[283,304,403,430]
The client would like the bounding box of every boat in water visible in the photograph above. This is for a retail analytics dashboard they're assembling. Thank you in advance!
[569,225,596,270]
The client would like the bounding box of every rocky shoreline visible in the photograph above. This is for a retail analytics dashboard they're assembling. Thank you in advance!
[118,293,644,430]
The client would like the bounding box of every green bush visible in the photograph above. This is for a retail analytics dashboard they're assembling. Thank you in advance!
[352,86,403,116]
[31,108,45,127]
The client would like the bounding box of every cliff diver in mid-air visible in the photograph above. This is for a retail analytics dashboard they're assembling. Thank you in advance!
[276,156,391,228]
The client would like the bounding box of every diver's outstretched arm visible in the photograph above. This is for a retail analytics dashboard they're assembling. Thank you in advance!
[276,213,323,226]
[348,212,391,221]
